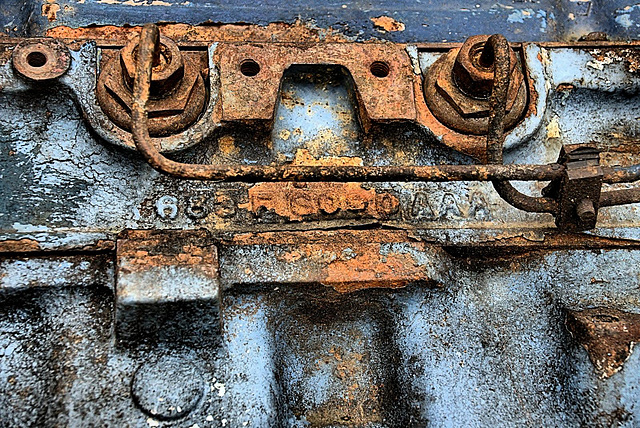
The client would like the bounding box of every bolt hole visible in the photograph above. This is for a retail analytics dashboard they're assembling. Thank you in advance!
[370,61,390,78]
[240,59,260,77]
[26,51,47,68]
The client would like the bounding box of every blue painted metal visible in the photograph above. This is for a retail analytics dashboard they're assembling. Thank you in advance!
[1,1,640,427]
[5,0,640,42]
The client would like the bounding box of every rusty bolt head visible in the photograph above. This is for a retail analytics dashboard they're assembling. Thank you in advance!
[120,35,184,96]
[12,39,71,81]
[452,35,519,100]
[424,34,528,135]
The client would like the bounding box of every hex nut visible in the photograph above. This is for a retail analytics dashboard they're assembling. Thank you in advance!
[120,35,184,96]
[452,35,519,100]
[96,39,206,137]
[423,35,528,135]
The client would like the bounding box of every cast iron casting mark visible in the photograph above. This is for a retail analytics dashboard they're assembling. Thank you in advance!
[3,25,640,231]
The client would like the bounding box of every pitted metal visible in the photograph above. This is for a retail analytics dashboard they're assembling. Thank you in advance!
[1,15,640,428]
[11,38,70,81]
[424,34,528,135]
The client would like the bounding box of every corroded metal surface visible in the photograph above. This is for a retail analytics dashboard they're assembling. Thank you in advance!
[1,13,640,428]
[214,42,416,125]
[566,308,640,379]
[97,34,207,136]
[116,230,219,342]
[424,34,527,135]
[127,27,638,227]
[11,38,70,81]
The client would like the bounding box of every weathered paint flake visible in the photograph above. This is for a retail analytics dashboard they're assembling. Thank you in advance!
[371,16,405,32]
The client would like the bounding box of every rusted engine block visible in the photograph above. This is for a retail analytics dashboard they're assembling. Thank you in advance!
[1,16,640,428]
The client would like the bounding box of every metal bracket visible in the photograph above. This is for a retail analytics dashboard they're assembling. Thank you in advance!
[3,25,639,231]
[116,230,219,342]
[545,145,603,231]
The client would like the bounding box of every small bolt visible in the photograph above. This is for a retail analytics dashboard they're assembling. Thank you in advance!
[576,199,596,223]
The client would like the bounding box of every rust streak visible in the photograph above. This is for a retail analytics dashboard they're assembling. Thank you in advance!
[0,239,41,253]
[230,229,415,246]
[45,21,355,45]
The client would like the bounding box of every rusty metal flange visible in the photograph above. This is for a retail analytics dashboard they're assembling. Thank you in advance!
[11,38,71,81]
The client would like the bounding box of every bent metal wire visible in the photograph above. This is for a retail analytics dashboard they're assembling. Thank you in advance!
[129,24,640,229]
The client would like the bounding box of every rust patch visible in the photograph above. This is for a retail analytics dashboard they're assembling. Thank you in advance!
[213,42,416,127]
[81,239,115,252]
[0,238,41,253]
[274,241,435,293]
[371,16,405,32]
[217,135,239,155]
[291,149,363,166]
[117,230,217,276]
[240,182,399,221]
[589,48,640,74]
[42,1,61,22]
[45,21,354,45]
[306,347,381,425]
[556,83,575,91]
[228,230,435,293]
[230,229,415,246]
[323,244,428,293]
[601,133,640,155]
[566,308,640,378]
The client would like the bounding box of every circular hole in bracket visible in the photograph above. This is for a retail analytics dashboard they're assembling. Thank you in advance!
[26,51,47,68]
[12,40,70,81]
[370,61,390,78]
[240,59,260,77]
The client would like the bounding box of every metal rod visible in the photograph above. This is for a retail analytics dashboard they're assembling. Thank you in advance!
[484,34,559,214]
[600,188,640,207]
[602,164,640,184]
